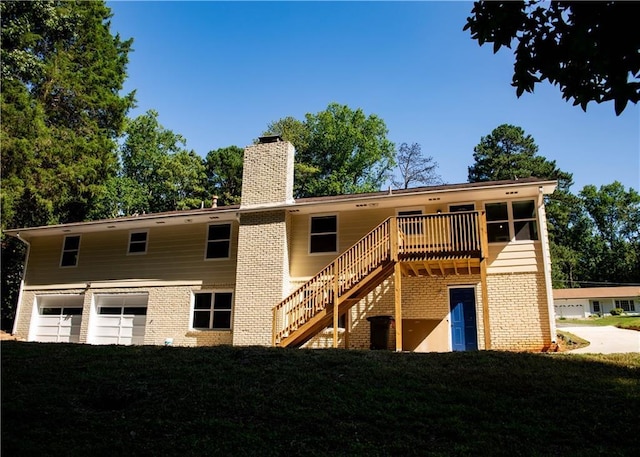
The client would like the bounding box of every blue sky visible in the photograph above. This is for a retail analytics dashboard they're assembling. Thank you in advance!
[107,1,639,193]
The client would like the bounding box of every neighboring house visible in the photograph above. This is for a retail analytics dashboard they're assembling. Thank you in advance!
[6,137,558,352]
[554,287,640,318]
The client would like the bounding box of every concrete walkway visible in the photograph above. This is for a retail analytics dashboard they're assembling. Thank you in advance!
[560,325,640,354]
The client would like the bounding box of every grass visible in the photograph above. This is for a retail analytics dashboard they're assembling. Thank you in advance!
[556,330,590,351]
[2,342,639,457]
[558,314,640,331]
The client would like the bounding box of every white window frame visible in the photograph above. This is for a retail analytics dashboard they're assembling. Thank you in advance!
[309,213,338,255]
[191,290,234,331]
[60,235,81,268]
[449,203,476,213]
[615,299,635,312]
[484,199,539,244]
[127,230,149,255]
[204,223,232,261]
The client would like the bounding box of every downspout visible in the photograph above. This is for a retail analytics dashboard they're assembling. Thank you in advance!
[11,233,31,336]
[537,188,557,347]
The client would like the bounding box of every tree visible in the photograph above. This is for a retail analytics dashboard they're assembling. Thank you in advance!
[578,182,640,285]
[468,124,572,190]
[393,142,442,189]
[265,103,396,198]
[117,110,208,215]
[464,1,640,115]
[205,146,244,206]
[1,0,134,330]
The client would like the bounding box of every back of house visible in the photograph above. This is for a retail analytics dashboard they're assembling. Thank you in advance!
[6,138,558,351]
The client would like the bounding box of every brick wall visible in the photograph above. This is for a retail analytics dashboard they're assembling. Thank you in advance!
[233,211,290,346]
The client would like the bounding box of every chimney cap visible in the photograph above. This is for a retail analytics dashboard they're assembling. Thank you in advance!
[258,135,282,144]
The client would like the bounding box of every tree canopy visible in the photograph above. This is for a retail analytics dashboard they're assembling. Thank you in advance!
[464,1,640,115]
[265,103,396,198]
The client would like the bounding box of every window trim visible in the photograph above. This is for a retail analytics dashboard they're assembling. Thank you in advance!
[396,207,424,217]
[191,290,234,331]
[484,199,539,244]
[204,222,232,261]
[309,213,338,255]
[127,230,149,255]
[449,203,476,213]
[60,235,81,268]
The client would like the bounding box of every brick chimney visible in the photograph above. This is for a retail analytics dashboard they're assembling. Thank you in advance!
[240,135,295,208]
[233,136,295,346]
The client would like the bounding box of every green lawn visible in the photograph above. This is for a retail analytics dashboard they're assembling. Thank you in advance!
[2,342,639,456]
[558,314,640,331]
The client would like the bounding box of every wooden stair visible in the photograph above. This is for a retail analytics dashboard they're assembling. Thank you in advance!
[272,211,485,348]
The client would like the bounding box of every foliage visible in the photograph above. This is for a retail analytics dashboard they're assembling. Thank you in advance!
[2,343,639,456]
[204,146,244,206]
[610,308,624,316]
[464,1,640,115]
[265,103,396,198]
[392,142,442,189]
[113,110,208,215]
[557,315,640,331]
[0,0,134,330]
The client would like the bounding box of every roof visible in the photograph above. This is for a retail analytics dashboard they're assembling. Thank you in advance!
[553,287,640,300]
[3,177,557,238]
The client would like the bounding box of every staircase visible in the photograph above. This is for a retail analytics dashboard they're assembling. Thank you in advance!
[272,212,484,348]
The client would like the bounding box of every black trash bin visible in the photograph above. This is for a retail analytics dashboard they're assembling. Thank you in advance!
[367,315,395,350]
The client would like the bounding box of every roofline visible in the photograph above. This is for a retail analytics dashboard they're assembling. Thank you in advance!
[3,178,557,237]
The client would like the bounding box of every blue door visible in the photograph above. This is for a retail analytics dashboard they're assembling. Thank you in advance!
[449,288,478,351]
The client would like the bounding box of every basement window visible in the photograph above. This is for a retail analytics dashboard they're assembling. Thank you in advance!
[310,215,337,254]
[192,292,233,330]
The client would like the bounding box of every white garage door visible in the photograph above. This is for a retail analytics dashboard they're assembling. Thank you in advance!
[33,296,83,343]
[92,295,148,345]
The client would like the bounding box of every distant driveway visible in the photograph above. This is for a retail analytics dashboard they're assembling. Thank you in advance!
[559,325,640,354]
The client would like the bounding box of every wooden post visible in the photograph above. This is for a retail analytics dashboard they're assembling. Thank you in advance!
[479,211,491,350]
[394,262,403,352]
[389,216,398,262]
[333,261,339,348]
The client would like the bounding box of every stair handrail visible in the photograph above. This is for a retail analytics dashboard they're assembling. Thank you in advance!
[273,217,392,345]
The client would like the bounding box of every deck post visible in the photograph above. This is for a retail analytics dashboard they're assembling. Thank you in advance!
[479,211,491,350]
[394,262,403,352]
[333,261,339,348]
[389,217,398,262]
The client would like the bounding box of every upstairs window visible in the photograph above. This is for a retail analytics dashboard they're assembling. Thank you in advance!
[60,235,81,267]
[206,223,231,259]
[192,292,233,330]
[310,215,337,254]
[485,200,538,243]
[128,231,148,254]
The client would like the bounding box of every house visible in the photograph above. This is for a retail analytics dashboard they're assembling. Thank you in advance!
[554,287,639,318]
[6,137,558,352]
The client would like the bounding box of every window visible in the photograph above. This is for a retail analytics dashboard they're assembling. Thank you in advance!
[593,301,601,313]
[450,203,475,213]
[513,200,538,241]
[206,223,231,259]
[128,231,148,254]
[615,300,635,312]
[398,209,423,235]
[192,292,233,330]
[60,235,81,267]
[485,200,538,243]
[310,215,337,253]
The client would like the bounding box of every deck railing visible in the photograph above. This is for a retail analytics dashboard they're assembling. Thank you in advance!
[272,211,483,345]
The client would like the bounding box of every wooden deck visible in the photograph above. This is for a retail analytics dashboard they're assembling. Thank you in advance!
[273,211,490,348]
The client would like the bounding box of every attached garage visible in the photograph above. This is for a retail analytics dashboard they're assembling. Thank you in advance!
[90,294,148,345]
[31,295,83,343]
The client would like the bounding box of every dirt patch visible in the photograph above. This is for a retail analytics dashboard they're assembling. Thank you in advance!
[0,331,17,341]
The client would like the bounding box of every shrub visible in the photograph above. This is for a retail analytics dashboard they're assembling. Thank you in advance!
[610,308,624,316]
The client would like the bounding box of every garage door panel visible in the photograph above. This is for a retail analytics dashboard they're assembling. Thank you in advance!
[92,295,148,345]
[33,299,84,343]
